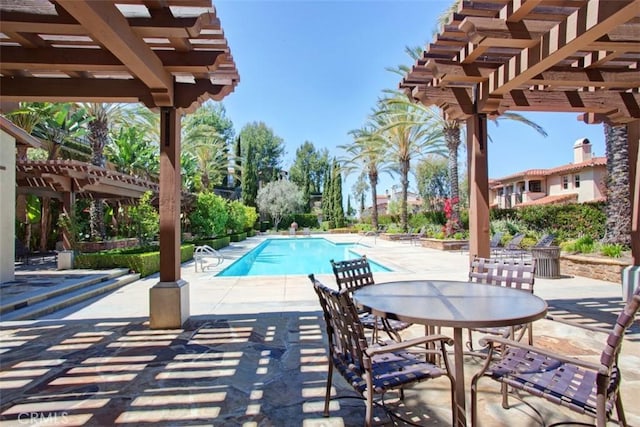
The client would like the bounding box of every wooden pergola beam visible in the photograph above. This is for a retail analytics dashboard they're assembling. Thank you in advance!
[0,77,153,106]
[486,0,639,97]
[0,47,226,72]
[56,0,174,106]
[498,89,640,118]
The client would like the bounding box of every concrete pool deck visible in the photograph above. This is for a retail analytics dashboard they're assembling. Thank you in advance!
[1,233,639,426]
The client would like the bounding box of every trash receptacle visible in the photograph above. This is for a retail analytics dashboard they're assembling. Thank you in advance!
[531,246,561,279]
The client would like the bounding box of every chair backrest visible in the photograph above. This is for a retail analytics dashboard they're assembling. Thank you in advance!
[600,285,640,370]
[469,256,536,292]
[309,274,367,373]
[330,256,375,292]
[490,232,504,248]
[534,233,555,248]
[504,233,525,249]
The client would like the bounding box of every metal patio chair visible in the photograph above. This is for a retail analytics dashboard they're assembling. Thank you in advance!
[466,256,537,353]
[330,256,411,342]
[309,275,457,426]
[471,285,640,427]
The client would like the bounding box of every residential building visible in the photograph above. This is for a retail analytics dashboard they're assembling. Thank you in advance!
[489,138,607,209]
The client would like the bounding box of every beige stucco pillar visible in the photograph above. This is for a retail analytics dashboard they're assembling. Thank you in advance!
[150,107,189,329]
[628,120,639,266]
[0,130,16,283]
[467,113,490,261]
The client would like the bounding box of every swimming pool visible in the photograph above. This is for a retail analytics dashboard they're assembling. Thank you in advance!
[217,238,391,277]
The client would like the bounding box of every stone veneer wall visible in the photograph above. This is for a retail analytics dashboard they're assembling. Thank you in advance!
[77,238,139,253]
[560,254,630,284]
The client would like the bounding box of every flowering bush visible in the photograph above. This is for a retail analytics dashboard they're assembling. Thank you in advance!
[441,197,460,238]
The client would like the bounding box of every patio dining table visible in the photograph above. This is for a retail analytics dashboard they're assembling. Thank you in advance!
[353,279,548,427]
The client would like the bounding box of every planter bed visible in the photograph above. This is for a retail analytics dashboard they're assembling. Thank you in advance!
[560,254,631,284]
[419,238,468,251]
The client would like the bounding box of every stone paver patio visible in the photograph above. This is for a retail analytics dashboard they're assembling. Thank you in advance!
[1,234,638,426]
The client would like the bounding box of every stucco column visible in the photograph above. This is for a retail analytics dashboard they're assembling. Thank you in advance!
[467,113,490,261]
[150,107,189,329]
[628,120,639,266]
[0,130,16,283]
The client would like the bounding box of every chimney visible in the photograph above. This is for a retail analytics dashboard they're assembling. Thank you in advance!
[573,138,592,163]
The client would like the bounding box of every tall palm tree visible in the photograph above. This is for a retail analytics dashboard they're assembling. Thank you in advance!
[339,125,390,231]
[603,123,631,246]
[374,93,446,231]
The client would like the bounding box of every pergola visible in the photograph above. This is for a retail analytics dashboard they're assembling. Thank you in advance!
[0,0,239,328]
[400,0,639,266]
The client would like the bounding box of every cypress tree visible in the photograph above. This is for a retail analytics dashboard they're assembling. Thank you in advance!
[332,161,345,228]
[322,163,333,225]
[242,142,258,207]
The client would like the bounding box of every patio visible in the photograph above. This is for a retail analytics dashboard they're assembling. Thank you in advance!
[2,235,638,426]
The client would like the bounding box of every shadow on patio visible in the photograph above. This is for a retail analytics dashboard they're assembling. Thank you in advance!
[0,312,454,426]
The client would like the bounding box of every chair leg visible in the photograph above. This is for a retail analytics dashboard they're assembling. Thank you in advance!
[365,390,374,427]
[501,383,510,409]
[615,394,627,427]
[470,372,480,427]
[323,363,333,416]
[466,328,475,351]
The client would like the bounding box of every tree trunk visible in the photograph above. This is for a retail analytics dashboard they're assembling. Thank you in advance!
[444,123,461,231]
[603,123,631,246]
[40,196,51,252]
[89,114,108,240]
[369,171,379,230]
[400,160,409,232]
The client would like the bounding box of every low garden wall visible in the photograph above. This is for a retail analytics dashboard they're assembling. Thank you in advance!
[560,254,630,284]
[419,238,468,251]
[77,238,139,253]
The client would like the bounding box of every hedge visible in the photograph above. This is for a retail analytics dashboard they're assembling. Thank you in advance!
[228,232,247,242]
[192,236,231,250]
[75,244,195,277]
[489,201,606,241]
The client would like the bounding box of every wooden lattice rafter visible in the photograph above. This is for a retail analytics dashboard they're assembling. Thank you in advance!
[0,0,239,113]
[400,0,640,124]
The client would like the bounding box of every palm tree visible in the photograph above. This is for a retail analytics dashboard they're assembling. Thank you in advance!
[31,103,88,251]
[339,125,391,231]
[603,123,631,246]
[183,123,228,192]
[374,93,446,231]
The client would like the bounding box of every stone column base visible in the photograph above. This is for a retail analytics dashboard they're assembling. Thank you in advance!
[149,279,190,329]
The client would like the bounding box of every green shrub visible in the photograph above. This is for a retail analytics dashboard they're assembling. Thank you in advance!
[244,206,259,230]
[226,200,247,234]
[601,243,624,258]
[189,193,228,238]
[75,244,194,277]
[561,235,595,254]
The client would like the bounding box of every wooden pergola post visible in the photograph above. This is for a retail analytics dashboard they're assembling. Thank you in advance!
[150,106,190,329]
[61,191,75,251]
[467,113,490,261]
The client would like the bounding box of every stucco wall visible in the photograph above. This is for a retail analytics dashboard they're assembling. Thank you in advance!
[0,130,16,283]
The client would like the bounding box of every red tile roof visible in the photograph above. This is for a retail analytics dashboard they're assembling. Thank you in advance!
[517,193,578,207]
[491,157,606,188]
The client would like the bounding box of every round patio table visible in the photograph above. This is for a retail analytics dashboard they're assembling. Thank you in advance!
[353,279,547,427]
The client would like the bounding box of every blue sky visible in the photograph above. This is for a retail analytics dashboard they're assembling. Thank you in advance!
[214,1,606,199]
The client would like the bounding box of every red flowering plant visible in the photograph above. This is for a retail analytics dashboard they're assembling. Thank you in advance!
[441,197,460,238]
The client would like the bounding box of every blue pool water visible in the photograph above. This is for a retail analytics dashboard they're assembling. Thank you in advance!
[217,238,391,277]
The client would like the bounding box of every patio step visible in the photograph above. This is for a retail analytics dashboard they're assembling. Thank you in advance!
[0,270,140,321]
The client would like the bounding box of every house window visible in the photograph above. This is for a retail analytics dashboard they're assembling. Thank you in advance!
[574,174,581,188]
[562,176,569,190]
[529,180,542,192]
